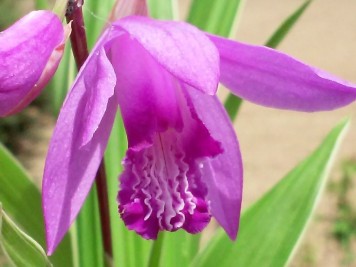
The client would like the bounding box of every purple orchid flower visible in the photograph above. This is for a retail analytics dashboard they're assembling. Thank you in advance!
[0,10,67,117]
[42,15,356,254]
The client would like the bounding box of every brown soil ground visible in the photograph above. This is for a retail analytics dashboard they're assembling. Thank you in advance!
[1,1,356,267]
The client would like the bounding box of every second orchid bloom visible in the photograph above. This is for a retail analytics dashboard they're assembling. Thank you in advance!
[0,11,68,117]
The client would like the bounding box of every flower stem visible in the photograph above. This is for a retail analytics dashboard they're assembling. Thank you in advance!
[65,0,113,259]
[66,0,88,68]
[95,162,113,258]
[147,233,165,267]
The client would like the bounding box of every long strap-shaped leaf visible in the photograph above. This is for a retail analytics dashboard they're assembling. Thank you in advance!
[190,119,349,267]
[0,143,73,267]
[224,0,312,121]
[148,0,178,20]
[187,0,243,36]
[0,205,52,267]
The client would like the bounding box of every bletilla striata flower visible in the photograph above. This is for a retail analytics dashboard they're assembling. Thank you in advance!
[42,15,356,254]
[0,11,66,117]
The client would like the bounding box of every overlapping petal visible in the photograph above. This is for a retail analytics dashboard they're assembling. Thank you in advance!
[0,11,65,116]
[113,16,220,94]
[185,87,243,239]
[209,34,356,112]
[43,47,117,255]
[109,33,183,149]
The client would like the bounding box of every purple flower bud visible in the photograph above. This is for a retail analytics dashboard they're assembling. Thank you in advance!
[0,10,68,117]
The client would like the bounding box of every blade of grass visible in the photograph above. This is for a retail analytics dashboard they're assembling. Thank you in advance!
[265,0,312,48]
[160,231,200,267]
[224,0,312,121]
[76,188,105,267]
[187,0,244,36]
[147,233,164,267]
[187,0,245,120]
[191,119,349,267]
[0,205,52,267]
[50,43,77,115]
[0,143,73,266]
[34,0,48,10]
[147,0,178,20]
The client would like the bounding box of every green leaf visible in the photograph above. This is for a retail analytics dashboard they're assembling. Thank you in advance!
[50,43,76,115]
[0,143,74,267]
[187,0,244,36]
[34,0,48,10]
[147,233,164,267]
[147,0,177,20]
[187,0,244,120]
[265,0,312,48]
[84,0,115,49]
[191,119,349,267]
[76,187,105,267]
[224,95,243,122]
[160,231,200,267]
[0,205,52,267]
[224,0,312,121]
[105,115,128,267]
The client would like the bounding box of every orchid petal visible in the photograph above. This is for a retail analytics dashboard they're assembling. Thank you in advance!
[185,87,243,239]
[0,11,65,116]
[43,47,117,254]
[209,34,356,111]
[113,16,220,94]
[109,34,183,150]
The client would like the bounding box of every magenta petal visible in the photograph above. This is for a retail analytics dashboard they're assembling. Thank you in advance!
[185,87,243,239]
[0,11,64,116]
[109,34,183,149]
[42,48,117,254]
[113,16,220,94]
[209,34,356,111]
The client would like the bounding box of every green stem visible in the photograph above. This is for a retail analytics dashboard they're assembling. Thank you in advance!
[53,0,69,19]
[147,233,164,267]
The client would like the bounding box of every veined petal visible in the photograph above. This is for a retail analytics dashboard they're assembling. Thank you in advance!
[185,87,243,240]
[109,34,183,150]
[209,34,356,112]
[113,16,220,94]
[43,47,117,254]
[0,10,65,116]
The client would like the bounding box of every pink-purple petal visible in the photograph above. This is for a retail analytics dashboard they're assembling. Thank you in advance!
[109,33,183,150]
[208,34,356,112]
[42,47,117,254]
[113,16,220,95]
[185,87,243,240]
[0,11,64,116]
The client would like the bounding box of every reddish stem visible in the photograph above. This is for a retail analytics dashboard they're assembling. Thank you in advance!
[65,0,113,259]
[95,162,113,258]
[66,0,89,68]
